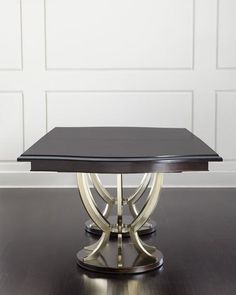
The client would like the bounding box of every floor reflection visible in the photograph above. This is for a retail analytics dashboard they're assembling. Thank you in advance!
[60,266,164,295]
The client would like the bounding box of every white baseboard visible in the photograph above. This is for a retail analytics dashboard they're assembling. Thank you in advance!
[0,171,236,188]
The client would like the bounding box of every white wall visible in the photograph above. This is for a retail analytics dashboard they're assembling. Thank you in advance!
[0,0,236,187]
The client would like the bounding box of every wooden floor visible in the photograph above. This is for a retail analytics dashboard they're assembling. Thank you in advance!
[0,188,235,295]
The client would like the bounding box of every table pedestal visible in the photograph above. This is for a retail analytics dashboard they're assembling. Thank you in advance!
[85,217,157,237]
[84,173,156,237]
[76,173,163,274]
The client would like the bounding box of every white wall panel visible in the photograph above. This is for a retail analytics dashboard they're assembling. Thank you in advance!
[45,0,194,69]
[46,92,193,131]
[216,91,236,160]
[0,0,22,69]
[217,0,236,68]
[0,92,23,160]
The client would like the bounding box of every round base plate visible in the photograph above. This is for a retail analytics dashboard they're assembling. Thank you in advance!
[85,216,156,237]
[77,241,163,274]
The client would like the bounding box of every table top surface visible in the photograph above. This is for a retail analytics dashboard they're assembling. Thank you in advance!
[19,127,221,161]
[18,127,222,173]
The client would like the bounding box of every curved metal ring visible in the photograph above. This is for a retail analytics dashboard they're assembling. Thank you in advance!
[127,173,152,203]
[77,173,111,261]
[129,173,163,256]
[127,173,152,218]
[90,174,114,203]
[89,174,115,218]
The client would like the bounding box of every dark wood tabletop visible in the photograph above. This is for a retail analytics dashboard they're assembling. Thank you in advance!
[17,127,222,173]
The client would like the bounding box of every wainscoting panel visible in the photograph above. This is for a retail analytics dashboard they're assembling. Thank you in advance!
[46,91,193,131]
[0,92,23,160]
[45,0,194,69]
[0,0,22,70]
[217,0,236,69]
[216,91,236,160]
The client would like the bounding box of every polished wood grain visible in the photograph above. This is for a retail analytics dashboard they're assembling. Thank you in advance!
[0,188,235,295]
[17,127,222,173]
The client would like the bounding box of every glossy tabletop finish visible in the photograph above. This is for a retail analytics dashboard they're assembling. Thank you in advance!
[18,127,222,173]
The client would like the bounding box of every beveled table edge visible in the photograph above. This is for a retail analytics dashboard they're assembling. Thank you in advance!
[18,154,223,162]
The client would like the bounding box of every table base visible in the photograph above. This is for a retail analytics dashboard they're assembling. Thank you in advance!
[77,172,163,274]
[77,241,163,274]
[85,217,156,237]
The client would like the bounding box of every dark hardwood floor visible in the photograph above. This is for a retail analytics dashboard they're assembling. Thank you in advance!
[0,187,235,295]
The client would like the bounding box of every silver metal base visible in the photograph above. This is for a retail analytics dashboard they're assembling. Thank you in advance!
[85,217,157,237]
[77,241,163,274]
[76,173,163,274]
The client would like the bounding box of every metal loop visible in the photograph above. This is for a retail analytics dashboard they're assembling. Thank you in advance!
[127,173,151,203]
[77,173,110,232]
[90,174,114,203]
[130,173,163,233]
[90,174,115,218]
[127,173,151,217]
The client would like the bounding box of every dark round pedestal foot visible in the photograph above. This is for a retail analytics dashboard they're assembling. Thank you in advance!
[85,216,156,237]
[77,241,163,274]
